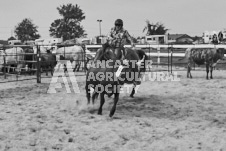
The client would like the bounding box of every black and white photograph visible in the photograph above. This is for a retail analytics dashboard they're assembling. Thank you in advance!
[0,0,226,150]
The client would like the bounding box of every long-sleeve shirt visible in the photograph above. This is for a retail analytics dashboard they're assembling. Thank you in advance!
[108,27,133,48]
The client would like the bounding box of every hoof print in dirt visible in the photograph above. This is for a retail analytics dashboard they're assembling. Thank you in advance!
[68,137,74,142]
[52,144,63,150]
[64,129,70,135]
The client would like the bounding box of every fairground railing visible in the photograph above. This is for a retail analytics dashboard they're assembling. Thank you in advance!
[1,44,226,83]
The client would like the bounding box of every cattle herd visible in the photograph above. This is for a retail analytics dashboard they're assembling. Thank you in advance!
[0,44,88,76]
[0,44,226,117]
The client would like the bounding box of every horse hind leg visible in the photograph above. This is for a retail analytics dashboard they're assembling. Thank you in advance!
[85,84,91,104]
[92,92,99,104]
[109,93,119,117]
[130,86,136,98]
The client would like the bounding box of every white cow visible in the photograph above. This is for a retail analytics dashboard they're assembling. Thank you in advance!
[52,45,86,72]
[0,47,24,73]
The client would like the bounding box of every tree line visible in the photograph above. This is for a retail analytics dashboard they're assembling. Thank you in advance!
[9,3,168,43]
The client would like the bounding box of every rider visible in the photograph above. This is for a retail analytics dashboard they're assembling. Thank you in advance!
[212,34,218,44]
[107,19,134,59]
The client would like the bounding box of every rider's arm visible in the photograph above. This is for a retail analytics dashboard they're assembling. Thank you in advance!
[124,30,134,47]
[107,28,115,40]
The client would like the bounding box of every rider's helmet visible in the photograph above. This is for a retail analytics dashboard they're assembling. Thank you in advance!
[115,19,123,26]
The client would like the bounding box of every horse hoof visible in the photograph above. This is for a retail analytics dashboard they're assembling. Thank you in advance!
[130,95,134,98]
[109,114,114,117]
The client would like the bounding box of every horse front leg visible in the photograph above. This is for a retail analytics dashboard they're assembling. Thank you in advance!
[109,93,119,117]
[98,93,105,115]
[85,84,91,104]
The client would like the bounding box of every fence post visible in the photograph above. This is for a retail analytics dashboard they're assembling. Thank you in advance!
[157,46,160,68]
[36,45,41,83]
[168,44,170,73]
[3,49,6,79]
[16,46,18,81]
[84,44,86,74]
[170,45,173,74]
[149,44,151,72]
[64,45,65,58]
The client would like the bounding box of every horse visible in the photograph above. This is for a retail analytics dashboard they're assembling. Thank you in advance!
[85,44,148,117]
[93,43,149,97]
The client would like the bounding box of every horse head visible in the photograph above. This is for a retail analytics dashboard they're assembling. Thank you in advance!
[93,43,116,62]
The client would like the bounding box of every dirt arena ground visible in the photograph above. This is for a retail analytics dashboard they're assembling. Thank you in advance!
[0,70,226,151]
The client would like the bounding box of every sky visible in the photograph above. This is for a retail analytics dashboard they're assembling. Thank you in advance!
[1,0,226,40]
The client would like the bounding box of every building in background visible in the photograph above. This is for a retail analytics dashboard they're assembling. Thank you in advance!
[8,40,22,45]
[202,31,219,44]
[145,35,168,44]
[168,34,193,44]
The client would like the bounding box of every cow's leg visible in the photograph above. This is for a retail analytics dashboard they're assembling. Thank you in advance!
[46,66,48,76]
[210,65,213,79]
[206,64,209,80]
[187,63,192,78]
[187,64,189,78]
[50,67,53,76]
[73,63,78,72]
[76,62,81,72]
[109,93,119,117]
[98,93,105,115]
[50,65,54,76]
[84,58,90,71]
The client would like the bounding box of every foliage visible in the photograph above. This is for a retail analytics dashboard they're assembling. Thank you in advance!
[49,4,86,41]
[7,36,16,41]
[14,18,40,42]
[143,20,168,35]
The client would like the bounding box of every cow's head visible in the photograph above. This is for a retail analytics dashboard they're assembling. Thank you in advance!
[217,48,226,60]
